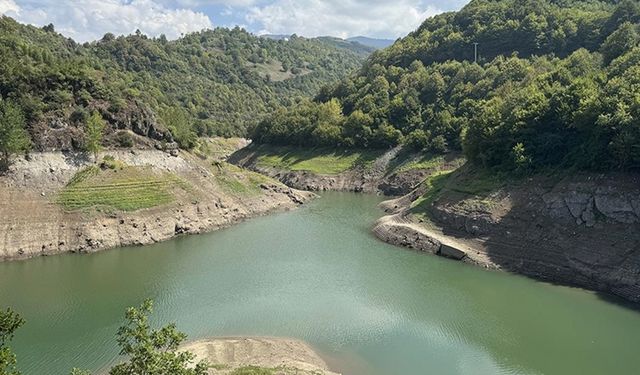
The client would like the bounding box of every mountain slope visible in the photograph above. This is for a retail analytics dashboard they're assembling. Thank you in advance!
[0,18,367,151]
[253,0,640,171]
[346,36,395,49]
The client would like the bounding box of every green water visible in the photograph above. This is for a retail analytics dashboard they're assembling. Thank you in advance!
[1,193,640,375]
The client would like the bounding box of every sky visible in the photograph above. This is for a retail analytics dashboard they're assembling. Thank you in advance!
[0,0,469,42]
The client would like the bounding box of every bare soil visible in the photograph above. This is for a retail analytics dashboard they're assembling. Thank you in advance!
[181,337,340,375]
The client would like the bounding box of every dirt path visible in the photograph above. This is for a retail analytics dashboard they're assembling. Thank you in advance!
[373,212,494,265]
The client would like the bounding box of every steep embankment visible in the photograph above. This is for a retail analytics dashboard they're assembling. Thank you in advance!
[181,337,340,375]
[374,167,640,303]
[0,139,314,261]
[229,144,463,196]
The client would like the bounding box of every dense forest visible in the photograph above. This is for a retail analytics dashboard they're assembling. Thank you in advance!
[0,17,367,153]
[253,0,640,172]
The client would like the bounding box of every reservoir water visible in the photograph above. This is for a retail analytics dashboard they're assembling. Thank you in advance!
[1,193,639,375]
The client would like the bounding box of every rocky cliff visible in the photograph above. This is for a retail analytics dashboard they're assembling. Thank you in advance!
[374,170,640,304]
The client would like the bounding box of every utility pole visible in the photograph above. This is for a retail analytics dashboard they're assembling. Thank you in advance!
[473,42,479,63]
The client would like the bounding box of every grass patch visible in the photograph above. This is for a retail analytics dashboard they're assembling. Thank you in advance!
[446,167,505,195]
[393,154,446,173]
[195,137,246,160]
[229,366,274,375]
[250,60,294,82]
[213,162,272,196]
[410,165,507,217]
[253,145,383,175]
[385,150,466,175]
[410,171,454,214]
[57,163,188,212]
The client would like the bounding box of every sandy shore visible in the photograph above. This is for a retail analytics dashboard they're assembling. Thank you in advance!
[181,337,340,375]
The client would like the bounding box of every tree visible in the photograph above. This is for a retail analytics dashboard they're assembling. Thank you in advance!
[601,22,639,64]
[0,101,31,171]
[86,112,106,162]
[0,308,25,375]
[108,300,208,375]
[42,23,55,33]
[161,107,197,150]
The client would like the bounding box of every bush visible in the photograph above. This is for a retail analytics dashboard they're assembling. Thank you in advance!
[115,131,134,148]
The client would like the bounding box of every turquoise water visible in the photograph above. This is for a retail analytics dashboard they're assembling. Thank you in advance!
[1,193,639,375]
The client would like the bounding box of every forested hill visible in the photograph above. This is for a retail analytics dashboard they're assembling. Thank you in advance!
[253,0,640,172]
[0,17,366,151]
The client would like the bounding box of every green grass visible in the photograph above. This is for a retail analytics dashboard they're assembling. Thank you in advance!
[229,366,274,375]
[410,171,454,214]
[446,168,505,195]
[213,163,272,196]
[57,164,188,212]
[385,150,466,175]
[194,137,246,160]
[254,145,383,175]
[250,60,294,82]
[394,154,446,173]
[409,165,507,217]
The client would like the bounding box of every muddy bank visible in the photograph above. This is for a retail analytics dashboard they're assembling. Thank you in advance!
[0,148,314,261]
[229,146,460,196]
[374,172,640,304]
[181,337,340,375]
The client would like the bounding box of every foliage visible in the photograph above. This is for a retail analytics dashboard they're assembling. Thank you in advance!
[160,107,197,149]
[0,100,30,170]
[85,112,105,161]
[0,308,25,375]
[109,300,208,375]
[254,0,640,172]
[0,18,367,150]
[2,301,209,375]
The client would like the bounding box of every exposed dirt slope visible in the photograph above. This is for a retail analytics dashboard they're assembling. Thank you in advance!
[374,168,640,304]
[230,145,462,196]
[0,141,314,261]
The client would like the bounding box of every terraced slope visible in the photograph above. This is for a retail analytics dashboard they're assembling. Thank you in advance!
[58,165,187,212]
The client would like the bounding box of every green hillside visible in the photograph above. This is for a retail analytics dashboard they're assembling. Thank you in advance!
[253,0,640,171]
[0,17,366,151]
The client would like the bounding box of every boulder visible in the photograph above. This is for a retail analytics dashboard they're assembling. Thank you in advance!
[439,244,466,260]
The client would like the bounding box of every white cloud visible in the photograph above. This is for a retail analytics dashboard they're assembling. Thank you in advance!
[246,0,443,39]
[4,0,213,42]
[0,0,20,14]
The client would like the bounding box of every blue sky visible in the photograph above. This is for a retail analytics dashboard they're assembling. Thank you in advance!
[0,0,469,42]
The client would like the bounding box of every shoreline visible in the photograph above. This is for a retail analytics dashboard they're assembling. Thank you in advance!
[180,336,341,375]
[371,173,640,304]
[0,149,315,262]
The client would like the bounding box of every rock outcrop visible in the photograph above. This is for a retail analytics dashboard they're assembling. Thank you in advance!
[30,101,173,152]
[374,172,640,304]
